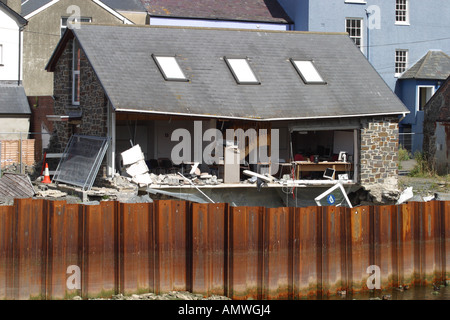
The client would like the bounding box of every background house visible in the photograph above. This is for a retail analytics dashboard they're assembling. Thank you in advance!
[140,0,293,30]
[100,0,148,24]
[398,50,450,153]
[0,0,30,141]
[45,24,408,201]
[276,0,450,153]
[423,75,450,175]
[18,0,135,160]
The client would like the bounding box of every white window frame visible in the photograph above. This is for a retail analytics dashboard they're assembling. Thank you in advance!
[290,59,326,84]
[344,0,367,4]
[395,49,408,77]
[395,0,410,25]
[345,18,364,52]
[152,54,188,81]
[416,85,435,112]
[224,57,260,85]
[61,17,92,37]
[72,39,81,106]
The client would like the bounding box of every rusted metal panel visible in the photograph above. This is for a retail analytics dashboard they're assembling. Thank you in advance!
[1,199,450,300]
[228,206,264,300]
[191,203,227,297]
[119,202,154,295]
[262,207,291,300]
[0,204,14,300]
[435,201,446,284]
[81,201,117,299]
[348,206,372,293]
[292,206,320,298]
[320,206,347,296]
[45,201,82,300]
[154,200,190,294]
[12,199,47,300]
[398,202,416,286]
[444,201,450,281]
[373,205,398,289]
[421,201,441,285]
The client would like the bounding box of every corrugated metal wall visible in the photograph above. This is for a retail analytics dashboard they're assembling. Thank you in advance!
[0,199,449,300]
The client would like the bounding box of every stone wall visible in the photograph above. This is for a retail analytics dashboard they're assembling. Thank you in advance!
[423,78,450,175]
[51,39,108,153]
[360,116,400,202]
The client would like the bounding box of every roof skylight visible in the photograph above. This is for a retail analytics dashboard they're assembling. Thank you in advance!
[224,57,260,85]
[152,55,188,81]
[290,59,326,84]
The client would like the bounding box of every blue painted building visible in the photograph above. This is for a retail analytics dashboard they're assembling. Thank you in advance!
[397,50,450,152]
[277,0,450,153]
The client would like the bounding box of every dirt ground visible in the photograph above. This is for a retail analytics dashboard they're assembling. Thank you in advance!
[398,159,450,199]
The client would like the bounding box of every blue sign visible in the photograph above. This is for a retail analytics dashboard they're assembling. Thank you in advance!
[327,194,336,205]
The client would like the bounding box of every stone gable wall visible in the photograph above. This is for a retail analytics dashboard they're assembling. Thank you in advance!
[360,116,400,201]
[51,39,108,153]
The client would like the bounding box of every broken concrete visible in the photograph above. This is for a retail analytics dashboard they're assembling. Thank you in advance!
[364,176,401,204]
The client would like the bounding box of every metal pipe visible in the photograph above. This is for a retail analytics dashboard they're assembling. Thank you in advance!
[177,172,215,203]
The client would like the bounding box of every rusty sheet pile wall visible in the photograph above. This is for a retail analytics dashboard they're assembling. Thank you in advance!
[0,199,449,300]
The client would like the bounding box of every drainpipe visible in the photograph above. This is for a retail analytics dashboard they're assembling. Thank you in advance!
[18,26,22,86]
[365,9,371,62]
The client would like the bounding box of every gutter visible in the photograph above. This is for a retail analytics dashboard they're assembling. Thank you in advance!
[115,107,410,122]
[399,112,408,123]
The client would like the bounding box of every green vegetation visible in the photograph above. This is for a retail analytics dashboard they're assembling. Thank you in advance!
[398,146,411,170]
[407,152,450,181]
[398,146,411,162]
[408,151,435,178]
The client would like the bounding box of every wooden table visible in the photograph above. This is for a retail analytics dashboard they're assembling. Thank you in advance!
[294,161,353,180]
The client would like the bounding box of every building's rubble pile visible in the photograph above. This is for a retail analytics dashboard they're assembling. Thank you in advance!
[74,290,231,300]
[119,144,224,188]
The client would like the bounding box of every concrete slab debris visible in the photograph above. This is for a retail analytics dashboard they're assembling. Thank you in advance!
[126,159,149,177]
[35,189,68,198]
[396,187,414,205]
[121,144,145,166]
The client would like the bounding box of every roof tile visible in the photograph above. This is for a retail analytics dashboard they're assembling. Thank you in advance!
[141,0,292,23]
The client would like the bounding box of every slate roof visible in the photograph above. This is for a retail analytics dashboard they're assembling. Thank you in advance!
[47,24,408,121]
[141,0,292,23]
[21,0,292,23]
[0,1,27,25]
[21,0,50,17]
[0,83,31,115]
[21,0,145,17]
[400,50,450,80]
[99,0,146,12]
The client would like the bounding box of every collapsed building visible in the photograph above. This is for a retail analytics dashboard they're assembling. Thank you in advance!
[43,24,409,207]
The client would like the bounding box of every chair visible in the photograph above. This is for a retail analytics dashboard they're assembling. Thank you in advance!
[148,159,160,174]
[158,158,177,174]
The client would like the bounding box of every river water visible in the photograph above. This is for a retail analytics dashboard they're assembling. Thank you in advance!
[317,284,450,300]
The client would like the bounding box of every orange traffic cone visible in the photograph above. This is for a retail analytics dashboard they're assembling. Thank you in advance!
[42,163,51,184]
